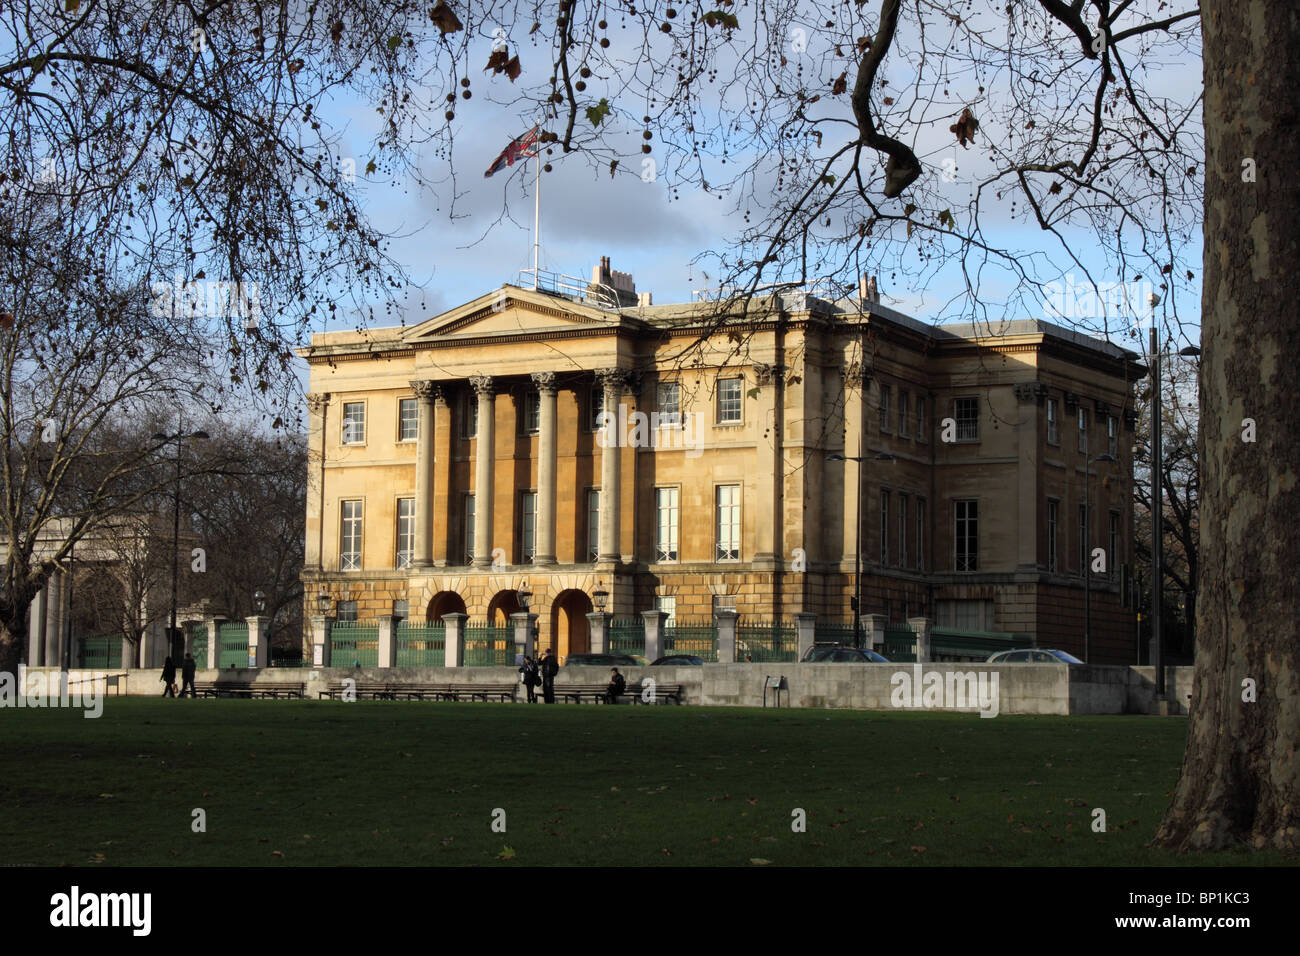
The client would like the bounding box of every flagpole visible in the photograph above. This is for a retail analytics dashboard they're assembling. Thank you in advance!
[532,141,541,291]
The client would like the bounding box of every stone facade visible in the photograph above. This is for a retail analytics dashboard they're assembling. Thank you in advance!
[298,274,1143,663]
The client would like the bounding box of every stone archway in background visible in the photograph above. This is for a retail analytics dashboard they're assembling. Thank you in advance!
[425,591,466,624]
[550,590,592,662]
[486,590,522,628]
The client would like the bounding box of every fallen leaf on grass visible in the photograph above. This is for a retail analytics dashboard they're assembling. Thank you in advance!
[497,845,516,860]
[910,845,926,853]
[749,858,771,865]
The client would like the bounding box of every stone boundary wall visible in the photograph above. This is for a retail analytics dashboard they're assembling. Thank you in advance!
[38,663,1195,715]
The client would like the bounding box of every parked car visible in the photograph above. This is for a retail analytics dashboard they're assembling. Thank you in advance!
[800,644,891,663]
[564,653,640,667]
[986,648,1084,664]
[651,654,705,666]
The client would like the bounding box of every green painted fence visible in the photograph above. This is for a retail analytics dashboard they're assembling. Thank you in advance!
[77,633,123,669]
[813,620,859,646]
[330,621,379,667]
[396,622,446,667]
[187,622,208,666]
[662,620,717,662]
[462,624,513,666]
[882,625,916,662]
[736,620,798,663]
[607,618,645,655]
[930,627,1018,661]
[218,622,250,668]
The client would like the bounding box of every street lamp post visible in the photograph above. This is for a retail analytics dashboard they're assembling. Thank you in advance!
[152,425,209,668]
[1085,453,1117,662]
[827,451,896,648]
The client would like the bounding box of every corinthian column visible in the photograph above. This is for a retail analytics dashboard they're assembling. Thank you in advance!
[532,372,558,565]
[305,393,331,570]
[470,375,495,568]
[410,380,440,568]
[753,362,784,566]
[596,368,628,562]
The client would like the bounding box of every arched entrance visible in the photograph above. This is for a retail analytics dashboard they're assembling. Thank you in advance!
[551,590,593,662]
[425,591,467,623]
[487,590,522,627]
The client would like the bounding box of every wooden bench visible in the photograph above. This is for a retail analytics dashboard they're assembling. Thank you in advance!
[628,682,684,705]
[551,681,684,704]
[554,683,611,704]
[319,681,517,703]
[318,681,390,700]
[196,681,305,699]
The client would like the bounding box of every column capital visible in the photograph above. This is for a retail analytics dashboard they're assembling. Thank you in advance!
[469,374,495,397]
[306,392,332,413]
[1014,382,1047,404]
[844,361,873,387]
[530,371,558,394]
[754,362,785,386]
[595,367,632,392]
[410,380,445,403]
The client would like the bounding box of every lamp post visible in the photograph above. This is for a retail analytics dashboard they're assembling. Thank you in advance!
[827,451,896,647]
[1084,453,1117,662]
[316,588,331,617]
[152,425,209,668]
[1144,302,1200,702]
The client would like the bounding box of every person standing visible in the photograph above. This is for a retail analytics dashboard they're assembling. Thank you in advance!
[519,655,540,703]
[160,656,177,697]
[540,647,559,704]
[180,653,197,698]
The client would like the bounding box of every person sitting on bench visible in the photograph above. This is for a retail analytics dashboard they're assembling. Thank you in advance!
[604,667,627,704]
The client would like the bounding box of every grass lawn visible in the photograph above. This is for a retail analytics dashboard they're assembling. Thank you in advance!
[0,699,1286,866]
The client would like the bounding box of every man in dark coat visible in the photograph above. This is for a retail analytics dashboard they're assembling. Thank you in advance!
[604,668,626,704]
[160,656,177,697]
[180,653,197,698]
[540,648,559,704]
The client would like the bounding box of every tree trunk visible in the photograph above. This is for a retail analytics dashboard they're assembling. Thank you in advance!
[0,618,27,676]
[1153,0,1300,852]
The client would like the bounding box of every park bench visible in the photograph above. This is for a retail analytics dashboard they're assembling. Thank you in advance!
[318,681,517,702]
[317,681,390,700]
[628,682,684,705]
[196,681,305,699]
[555,683,611,704]
[551,681,683,704]
[441,682,518,702]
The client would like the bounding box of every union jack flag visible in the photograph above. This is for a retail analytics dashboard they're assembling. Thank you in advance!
[484,125,541,178]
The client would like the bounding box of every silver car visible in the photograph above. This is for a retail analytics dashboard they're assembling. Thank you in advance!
[986,648,1084,664]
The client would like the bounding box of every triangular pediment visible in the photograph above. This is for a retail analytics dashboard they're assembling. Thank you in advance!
[404,285,620,342]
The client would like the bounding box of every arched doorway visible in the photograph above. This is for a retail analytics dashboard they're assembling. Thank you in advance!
[487,590,522,627]
[551,590,593,662]
[425,591,467,623]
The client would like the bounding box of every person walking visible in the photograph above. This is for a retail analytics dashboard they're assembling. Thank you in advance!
[540,647,559,704]
[519,655,540,703]
[180,653,197,698]
[160,656,177,697]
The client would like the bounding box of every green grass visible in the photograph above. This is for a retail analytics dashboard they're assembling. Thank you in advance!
[0,700,1287,866]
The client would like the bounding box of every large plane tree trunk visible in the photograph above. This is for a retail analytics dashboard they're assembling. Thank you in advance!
[1153,0,1300,852]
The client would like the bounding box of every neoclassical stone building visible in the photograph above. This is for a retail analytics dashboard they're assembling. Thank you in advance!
[298,263,1144,663]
